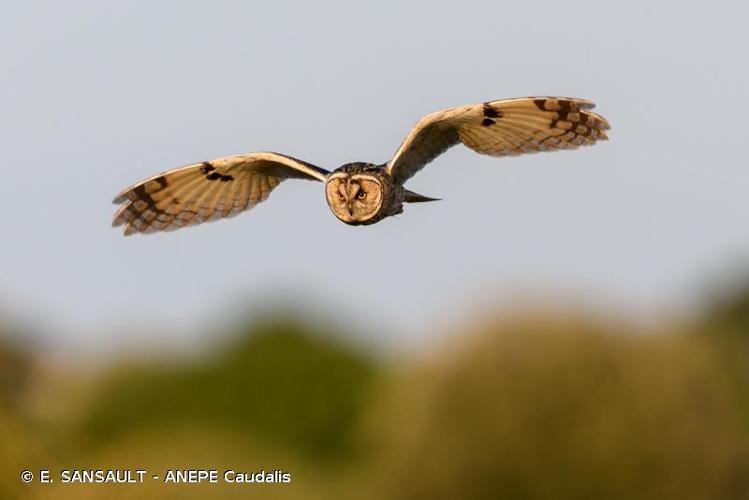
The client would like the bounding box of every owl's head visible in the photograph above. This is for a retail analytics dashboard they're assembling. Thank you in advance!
[325,165,385,225]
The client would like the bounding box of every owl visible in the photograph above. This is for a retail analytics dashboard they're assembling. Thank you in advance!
[112,97,609,234]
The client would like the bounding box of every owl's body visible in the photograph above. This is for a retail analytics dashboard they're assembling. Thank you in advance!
[112,97,610,234]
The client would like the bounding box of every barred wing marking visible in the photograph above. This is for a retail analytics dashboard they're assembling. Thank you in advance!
[386,97,610,184]
[112,152,329,235]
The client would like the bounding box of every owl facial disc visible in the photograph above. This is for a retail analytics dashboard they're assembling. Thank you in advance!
[325,169,384,225]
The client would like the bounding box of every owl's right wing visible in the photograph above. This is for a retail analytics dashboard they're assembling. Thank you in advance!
[386,97,610,185]
[112,152,330,235]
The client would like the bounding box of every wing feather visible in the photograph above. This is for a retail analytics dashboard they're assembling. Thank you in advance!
[235,176,252,214]
[386,97,610,184]
[112,151,329,235]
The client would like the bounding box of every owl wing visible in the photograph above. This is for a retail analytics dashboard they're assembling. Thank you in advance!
[112,151,330,235]
[385,97,610,184]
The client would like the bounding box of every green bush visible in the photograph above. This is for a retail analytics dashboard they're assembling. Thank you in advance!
[82,316,378,460]
[380,314,749,500]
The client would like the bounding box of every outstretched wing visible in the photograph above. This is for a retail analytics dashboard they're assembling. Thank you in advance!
[386,97,610,184]
[112,151,329,235]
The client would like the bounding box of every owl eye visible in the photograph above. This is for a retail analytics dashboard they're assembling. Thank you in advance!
[356,191,367,200]
[337,191,346,201]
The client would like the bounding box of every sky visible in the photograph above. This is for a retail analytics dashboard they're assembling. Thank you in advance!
[1,1,748,351]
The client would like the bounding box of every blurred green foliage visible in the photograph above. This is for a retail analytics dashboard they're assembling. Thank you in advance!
[83,317,378,460]
[701,277,749,336]
[380,314,749,500]
[0,329,32,410]
[0,332,37,500]
[4,293,749,499]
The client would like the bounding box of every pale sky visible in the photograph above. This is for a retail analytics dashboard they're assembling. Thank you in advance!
[2,1,747,351]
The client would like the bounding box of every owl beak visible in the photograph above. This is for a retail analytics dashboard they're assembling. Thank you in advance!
[347,184,360,211]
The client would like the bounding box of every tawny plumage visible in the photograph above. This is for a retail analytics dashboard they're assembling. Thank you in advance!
[112,97,610,234]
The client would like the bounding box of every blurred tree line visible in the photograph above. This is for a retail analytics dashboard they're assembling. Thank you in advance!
[83,317,376,460]
[3,283,749,499]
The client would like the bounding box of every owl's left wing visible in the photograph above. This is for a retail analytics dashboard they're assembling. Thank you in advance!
[112,152,329,235]
[386,97,610,184]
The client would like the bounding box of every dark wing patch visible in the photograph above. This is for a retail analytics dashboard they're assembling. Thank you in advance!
[482,102,503,118]
[200,161,234,182]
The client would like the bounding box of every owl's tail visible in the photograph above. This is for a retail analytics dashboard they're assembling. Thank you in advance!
[404,189,440,203]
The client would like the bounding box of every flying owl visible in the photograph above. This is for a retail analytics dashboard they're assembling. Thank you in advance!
[112,97,610,235]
